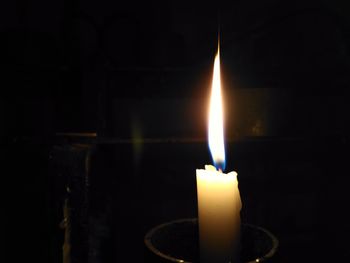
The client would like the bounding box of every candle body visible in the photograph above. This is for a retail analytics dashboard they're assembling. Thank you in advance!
[196,165,242,263]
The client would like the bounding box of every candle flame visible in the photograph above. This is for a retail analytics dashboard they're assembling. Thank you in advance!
[208,44,225,171]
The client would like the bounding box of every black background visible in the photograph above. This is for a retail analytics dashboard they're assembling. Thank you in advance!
[2,0,350,262]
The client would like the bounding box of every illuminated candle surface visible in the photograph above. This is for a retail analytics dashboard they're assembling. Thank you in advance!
[196,44,242,263]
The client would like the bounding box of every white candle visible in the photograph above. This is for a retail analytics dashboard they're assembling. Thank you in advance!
[196,166,241,263]
[196,43,242,263]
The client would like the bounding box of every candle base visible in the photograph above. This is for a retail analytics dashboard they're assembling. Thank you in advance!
[144,218,278,263]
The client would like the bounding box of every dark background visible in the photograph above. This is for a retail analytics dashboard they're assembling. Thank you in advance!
[2,0,350,262]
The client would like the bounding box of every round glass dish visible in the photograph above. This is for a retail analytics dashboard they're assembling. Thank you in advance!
[145,218,278,263]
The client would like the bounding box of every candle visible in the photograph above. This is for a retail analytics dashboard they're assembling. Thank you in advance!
[196,43,242,263]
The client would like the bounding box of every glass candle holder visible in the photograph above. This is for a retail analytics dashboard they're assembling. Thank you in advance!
[145,218,278,263]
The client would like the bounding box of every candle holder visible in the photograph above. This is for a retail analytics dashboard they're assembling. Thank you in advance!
[145,218,278,263]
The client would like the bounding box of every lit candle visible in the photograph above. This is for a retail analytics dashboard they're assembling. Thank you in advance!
[196,43,242,263]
